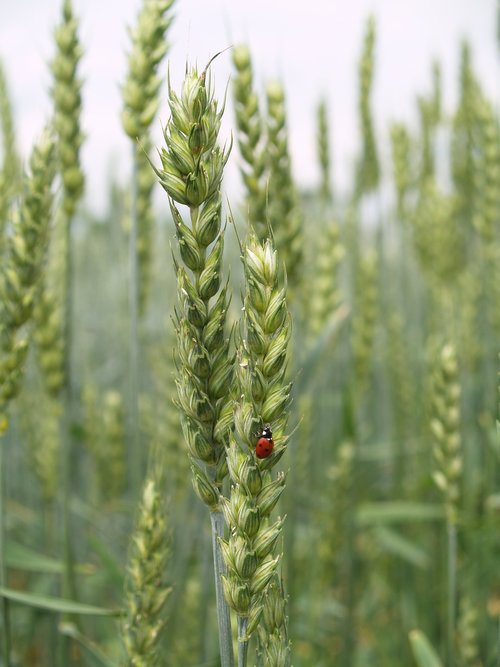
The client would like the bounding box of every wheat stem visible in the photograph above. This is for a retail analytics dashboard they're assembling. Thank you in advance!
[129,146,141,495]
[497,617,500,667]
[0,435,11,667]
[237,617,249,667]
[50,1,85,658]
[447,522,457,666]
[211,511,235,667]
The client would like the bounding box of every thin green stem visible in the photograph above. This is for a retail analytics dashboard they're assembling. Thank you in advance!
[129,144,141,497]
[343,410,358,667]
[447,521,457,666]
[497,616,500,667]
[210,511,235,667]
[60,201,77,666]
[199,531,212,661]
[237,616,248,667]
[61,394,76,600]
[0,434,12,667]
[58,397,76,667]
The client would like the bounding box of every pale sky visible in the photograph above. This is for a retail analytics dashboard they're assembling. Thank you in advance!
[1,0,498,214]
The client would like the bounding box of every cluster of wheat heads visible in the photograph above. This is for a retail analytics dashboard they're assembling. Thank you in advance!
[0,1,500,666]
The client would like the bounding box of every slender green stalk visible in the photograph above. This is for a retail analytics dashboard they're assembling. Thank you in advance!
[59,120,77,667]
[61,391,76,608]
[61,147,77,624]
[211,511,235,667]
[129,148,141,493]
[447,522,457,665]
[0,434,11,667]
[343,460,357,667]
[237,617,249,667]
[497,618,500,667]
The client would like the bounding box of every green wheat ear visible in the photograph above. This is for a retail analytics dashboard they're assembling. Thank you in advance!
[390,122,412,220]
[351,250,378,403]
[430,343,462,526]
[50,0,85,219]
[265,80,303,293]
[155,61,233,502]
[257,578,291,665]
[232,46,303,296]
[221,233,292,661]
[122,476,172,665]
[473,97,500,251]
[357,15,380,195]
[0,59,21,249]
[122,0,175,314]
[232,44,267,235]
[457,596,482,667]
[317,98,332,204]
[307,221,345,338]
[121,0,174,140]
[0,130,56,433]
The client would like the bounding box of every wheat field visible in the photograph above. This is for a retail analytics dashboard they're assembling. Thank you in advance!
[0,1,499,666]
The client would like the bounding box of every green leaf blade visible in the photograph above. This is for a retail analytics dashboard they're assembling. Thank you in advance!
[0,587,120,616]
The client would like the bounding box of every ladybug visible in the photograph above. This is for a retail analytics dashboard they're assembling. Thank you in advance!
[255,425,274,459]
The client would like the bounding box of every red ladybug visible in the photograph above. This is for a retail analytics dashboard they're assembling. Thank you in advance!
[255,425,274,459]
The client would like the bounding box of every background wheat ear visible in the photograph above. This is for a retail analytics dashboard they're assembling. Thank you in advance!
[0,129,56,431]
[231,45,267,236]
[0,59,21,250]
[122,0,175,316]
[51,0,85,220]
[0,127,55,667]
[265,80,303,295]
[1,3,500,665]
[430,342,462,666]
[316,98,333,205]
[357,15,380,196]
[122,476,172,665]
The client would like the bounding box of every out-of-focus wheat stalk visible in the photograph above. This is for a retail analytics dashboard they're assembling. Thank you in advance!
[0,129,55,667]
[357,16,379,196]
[232,45,267,237]
[121,0,175,497]
[49,4,86,660]
[0,61,21,254]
